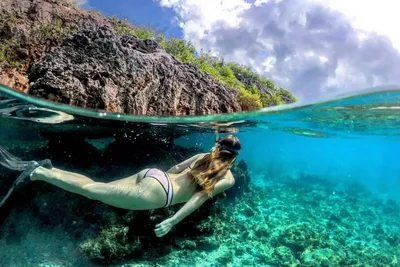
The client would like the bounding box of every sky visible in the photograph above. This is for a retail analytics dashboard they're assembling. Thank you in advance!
[72,0,400,101]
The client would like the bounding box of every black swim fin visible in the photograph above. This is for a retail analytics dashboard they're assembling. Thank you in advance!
[0,146,53,209]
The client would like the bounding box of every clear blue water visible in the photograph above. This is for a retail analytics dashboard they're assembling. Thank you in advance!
[0,84,399,266]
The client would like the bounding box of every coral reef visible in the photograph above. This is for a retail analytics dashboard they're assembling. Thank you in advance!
[73,169,399,266]
[189,173,400,267]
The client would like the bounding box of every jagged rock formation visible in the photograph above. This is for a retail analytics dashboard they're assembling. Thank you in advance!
[28,27,241,115]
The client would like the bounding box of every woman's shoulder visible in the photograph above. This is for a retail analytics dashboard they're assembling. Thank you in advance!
[196,152,209,158]
[195,152,210,162]
[188,153,209,169]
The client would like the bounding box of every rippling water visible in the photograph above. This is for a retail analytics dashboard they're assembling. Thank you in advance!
[0,83,400,266]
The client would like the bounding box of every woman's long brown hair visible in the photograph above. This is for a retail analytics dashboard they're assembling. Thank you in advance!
[188,135,241,196]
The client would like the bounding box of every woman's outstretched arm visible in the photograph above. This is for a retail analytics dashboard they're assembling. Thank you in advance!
[154,170,235,237]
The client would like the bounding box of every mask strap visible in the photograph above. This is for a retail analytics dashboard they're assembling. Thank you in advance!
[215,128,219,143]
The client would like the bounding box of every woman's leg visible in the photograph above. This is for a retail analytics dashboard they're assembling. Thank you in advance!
[30,167,97,196]
[0,146,164,210]
[30,167,162,210]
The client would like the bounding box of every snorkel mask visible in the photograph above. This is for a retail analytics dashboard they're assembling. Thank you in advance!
[218,143,240,155]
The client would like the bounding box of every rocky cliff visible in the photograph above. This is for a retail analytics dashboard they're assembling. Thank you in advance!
[29,27,241,115]
[0,0,241,115]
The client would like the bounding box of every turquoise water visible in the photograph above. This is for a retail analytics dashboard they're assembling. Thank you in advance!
[0,84,399,266]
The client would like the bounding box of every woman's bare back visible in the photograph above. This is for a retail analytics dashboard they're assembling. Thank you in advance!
[167,153,209,204]
[169,171,198,205]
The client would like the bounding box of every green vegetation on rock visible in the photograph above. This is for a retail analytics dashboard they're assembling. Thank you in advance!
[0,38,22,68]
[109,17,297,111]
[61,0,79,9]
[35,19,79,41]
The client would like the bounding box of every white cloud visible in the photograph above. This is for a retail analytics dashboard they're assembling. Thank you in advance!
[68,0,87,7]
[309,0,400,51]
[156,0,400,101]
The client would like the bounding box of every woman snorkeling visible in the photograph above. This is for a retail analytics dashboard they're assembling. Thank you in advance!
[0,134,241,237]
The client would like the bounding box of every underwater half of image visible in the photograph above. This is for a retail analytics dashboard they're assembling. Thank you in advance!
[0,85,400,266]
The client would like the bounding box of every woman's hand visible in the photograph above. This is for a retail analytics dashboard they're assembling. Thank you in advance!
[155,217,176,237]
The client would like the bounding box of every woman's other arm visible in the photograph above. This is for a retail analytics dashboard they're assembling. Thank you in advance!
[154,170,235,237]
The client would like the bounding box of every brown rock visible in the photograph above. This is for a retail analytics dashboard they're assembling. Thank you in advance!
[0,67,29,93]
[0,0,109,93]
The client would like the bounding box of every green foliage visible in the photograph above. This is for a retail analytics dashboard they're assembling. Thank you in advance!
[277,87,298,102]
[107,17,298,110]
[110,17,135,36]
[237,87,263,110]
[110,18,166,46]
[164,38,196,63]
[228,63,259,81]
[260,93,285,107]
[0,38,23,68]
[60,0,78,8]
[156,33,166,48]
[133,25,156,40]
[228,62,277,92]
[36,19,78,41]
[217,64,242,89]
[193,51,222,78]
